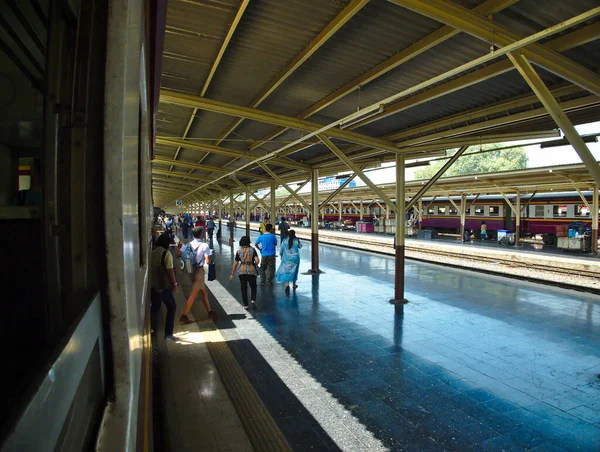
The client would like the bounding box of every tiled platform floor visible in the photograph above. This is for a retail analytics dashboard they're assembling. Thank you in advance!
[202,228,600,451]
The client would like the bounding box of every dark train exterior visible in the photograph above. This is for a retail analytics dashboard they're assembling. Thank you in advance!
[1,1,165,450]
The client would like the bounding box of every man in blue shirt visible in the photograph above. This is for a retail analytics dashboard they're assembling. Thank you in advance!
[255,223,278,286]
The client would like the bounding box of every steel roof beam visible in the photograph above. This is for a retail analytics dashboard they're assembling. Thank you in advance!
[153,156,272,180]
[257,163,312,212]
[319,135,397,213]
[161,9,595,204]
[213,0,371,147]
[157,136,311,170]
[351,22,600,129]
[508,51,600,186]
[168,0,250,170]
[405,146,469,211]
[388,0,600,97]
[152,176,198,187]
[160,90,399,153]
[247,0,518,152]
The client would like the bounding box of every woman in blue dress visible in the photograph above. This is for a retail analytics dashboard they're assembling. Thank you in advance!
[275,230,302,293]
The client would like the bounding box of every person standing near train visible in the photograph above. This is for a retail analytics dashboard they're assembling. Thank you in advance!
[259,217,268,235]
[180,227,216,323]
[480,221,487,241]
[151,232,178,341]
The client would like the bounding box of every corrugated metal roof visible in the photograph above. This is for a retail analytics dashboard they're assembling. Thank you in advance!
[155,0,600,201]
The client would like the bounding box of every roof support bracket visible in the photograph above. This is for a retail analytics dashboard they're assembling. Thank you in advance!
[406,145,469,211]
[319,135,397,213]
[321,172,360,207]
[258,163,312,212]
[508,52,600,186]
[493,184,518,216]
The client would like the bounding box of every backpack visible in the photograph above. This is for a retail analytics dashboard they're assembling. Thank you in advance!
[238,247,257,276]
[156,250,171,290]
[181,241,205,273]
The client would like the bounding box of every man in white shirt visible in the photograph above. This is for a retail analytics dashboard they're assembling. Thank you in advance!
[180,227,215,323]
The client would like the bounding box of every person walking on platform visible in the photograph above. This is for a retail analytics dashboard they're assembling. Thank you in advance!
[279,216,290,243]
[480,221,488,241]
[180,227,216,323]
[276,230,302,294]
[229,236,260,310]
[182,215,190,240]
[151,233,179,341]
[259,217,268,235]
[207,216,216,240]
[255,223,277,286]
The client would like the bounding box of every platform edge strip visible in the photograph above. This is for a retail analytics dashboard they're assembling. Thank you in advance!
[207,341,292,452]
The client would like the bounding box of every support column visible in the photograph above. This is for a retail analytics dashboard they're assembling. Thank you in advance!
[359,199,363,221]
[309,169,321,274]
[229,191,235,245]
[418,199,423,232]
[385,204,390,234]
[245,191,250,237]
[593,186,599,254]
[270,182,276,224]
[338,199,342,223]
[460,194,467,241]
[516,189,521,246]
[218,196,222,240]
[391,154,408,306]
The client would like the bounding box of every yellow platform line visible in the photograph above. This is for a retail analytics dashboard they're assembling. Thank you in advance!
[206,341,292,452]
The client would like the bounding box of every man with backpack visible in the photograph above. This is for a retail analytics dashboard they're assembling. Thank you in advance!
[180,227,216,323]
[229,236,260,310]
[151,232,178,341]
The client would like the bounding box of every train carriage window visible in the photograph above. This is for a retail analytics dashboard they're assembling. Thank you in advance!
[489,206,499,216]
[427,206,436,215]
[553,205,567,217]
[449,206,457,215]
[438,206,446,215]
[474,206,484,216]
[575,205,590,217]
[534,205,544,217]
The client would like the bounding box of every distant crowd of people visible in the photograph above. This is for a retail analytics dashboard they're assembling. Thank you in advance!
[150,214,303,341]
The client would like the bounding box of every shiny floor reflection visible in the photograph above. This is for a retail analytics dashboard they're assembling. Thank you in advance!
[211,229,600,451]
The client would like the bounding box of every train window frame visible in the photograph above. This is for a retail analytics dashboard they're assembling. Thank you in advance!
[449,206,458,215]
[553,205,567,217]
[438,206,447,215]
[489,205,500,216]
[474,206,484,216]
[575,205,590,217]
[534,205,544,217]
[427,206,436,215]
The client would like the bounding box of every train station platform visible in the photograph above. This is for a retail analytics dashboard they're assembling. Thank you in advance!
[155,229,600,451]
[239,222,600,292]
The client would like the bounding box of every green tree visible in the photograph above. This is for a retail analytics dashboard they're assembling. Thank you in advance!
[414,144,528,180]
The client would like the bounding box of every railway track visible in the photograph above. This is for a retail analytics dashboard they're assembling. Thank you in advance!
[283,227,600,287]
